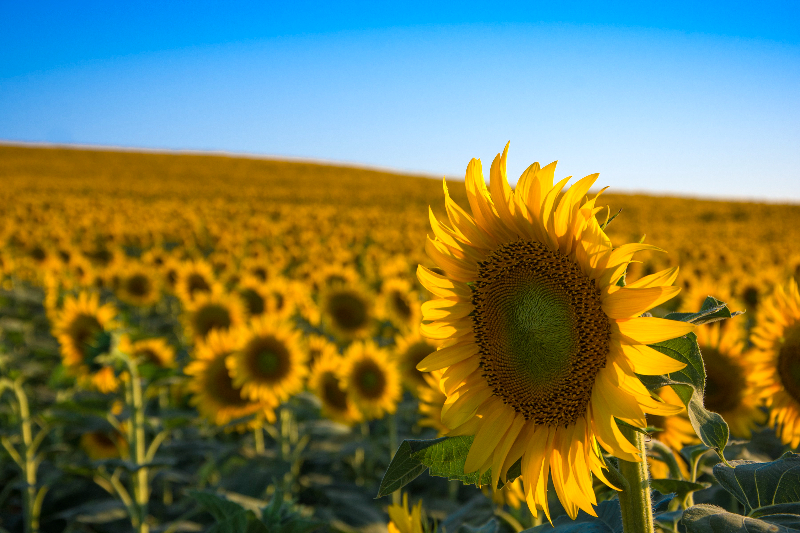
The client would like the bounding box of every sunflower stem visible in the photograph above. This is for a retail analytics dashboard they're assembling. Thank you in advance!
[254,424,265,454]
[388,413,400,505]
[617,425,654,533]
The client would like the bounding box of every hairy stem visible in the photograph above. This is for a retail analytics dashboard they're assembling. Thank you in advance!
[617,426,654,533]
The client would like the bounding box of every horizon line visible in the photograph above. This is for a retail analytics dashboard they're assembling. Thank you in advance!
[2,139,797,206]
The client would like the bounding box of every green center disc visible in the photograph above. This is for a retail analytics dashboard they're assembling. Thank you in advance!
[472,240,610,426]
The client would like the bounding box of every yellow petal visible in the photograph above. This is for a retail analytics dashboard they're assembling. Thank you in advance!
[464,399,515,474]
[417,339,478,372]
[614,317,695,345]
[421,298,472,321]
[417,265,471,299]
[626,267,680,289]
[602,286,682,319]
[612,341,686,375]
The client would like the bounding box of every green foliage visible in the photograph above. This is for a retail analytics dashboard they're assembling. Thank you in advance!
[191,490,322,533]
[681,453,800,532]
[377,436,491,498]
[639,297,736,458]
[523,494,674,532]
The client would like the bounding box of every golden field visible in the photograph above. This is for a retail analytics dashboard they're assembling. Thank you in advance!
[1,144,799,533]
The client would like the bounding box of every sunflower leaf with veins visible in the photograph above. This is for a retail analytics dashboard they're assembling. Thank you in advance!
[639,331,731,458]
[377,436,492,498]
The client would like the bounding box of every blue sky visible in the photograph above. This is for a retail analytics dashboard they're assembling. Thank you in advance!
[2,2,799,201]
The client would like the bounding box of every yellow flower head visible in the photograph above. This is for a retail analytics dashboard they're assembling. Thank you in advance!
[226,316,307,406]
[185,329,275,429]
[340,341,402,421]
[387,493,426,533]
[417,143,691,519]
[308,348,362,425]
[750,278,800,447]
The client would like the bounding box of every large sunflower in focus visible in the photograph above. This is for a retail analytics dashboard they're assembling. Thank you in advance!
[750,279,800,447]
[417,144,691,519]
[185,329,273,428]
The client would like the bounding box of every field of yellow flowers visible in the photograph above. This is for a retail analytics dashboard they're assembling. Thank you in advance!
[1,144,800,533]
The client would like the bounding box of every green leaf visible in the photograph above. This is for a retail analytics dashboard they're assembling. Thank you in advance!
[377,437,491,497]
[663,296,743,326]
[650,478,709,505]
[190,491,250,533]
[712,452,800,514]
[377,440,430,497]
[640,332,730,457]
[681,504,800,533]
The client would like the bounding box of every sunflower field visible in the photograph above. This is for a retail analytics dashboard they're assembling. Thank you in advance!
[1,143,800,533]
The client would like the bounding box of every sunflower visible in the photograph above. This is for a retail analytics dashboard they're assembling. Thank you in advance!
[53,291,117,370]
[695,323,765,438]
[417,369,448,434]
[308,349,362,425]
[394,328,438,391]
[489,478,526,510]
[175,260,219,305]
[750,279,800,447]
[387,493,426,533]
[236,275,270,317]
[119,335,176,369]
[80,429,129,461]
[378,278,422,332]
[226,316,307,406]
[304,334,337,364]
[417,144,690,519]
[340,341,402,420]
[263,277,298,321]
[320,284,375,341]
[185,329,273,428]
[115,264,162,306]
[646,387,699,479]
[182,292,245,342]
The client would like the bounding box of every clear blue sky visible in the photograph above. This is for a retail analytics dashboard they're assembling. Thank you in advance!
[2,1,799,201]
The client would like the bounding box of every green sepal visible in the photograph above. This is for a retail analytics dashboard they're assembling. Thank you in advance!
[377,436,491,498]
[663,296,743,326]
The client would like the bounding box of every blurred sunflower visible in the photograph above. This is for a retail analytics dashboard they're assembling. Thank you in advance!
[378,278,421,332]
[185,329,273,428]
[417,144,689,518]
[80,428,129,461]
[175,260,219,305]
[696,323,765,438]
[115,264,162,306]
[119,334,176,369]
[227,316,307,406]
[340,341,402,420]
[182,292,245,342]
[646,386,699,479]
[750,279,800,447]
[321,284,375,341]
[489,478,526,510]
[304,334,337,364]
[53,291,117,379]
[387,493,426,533]
[263,277,297,320]
[236,275,269,317]
[394,328,438,391]
[308,349,362,425]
